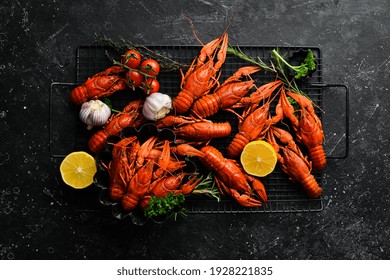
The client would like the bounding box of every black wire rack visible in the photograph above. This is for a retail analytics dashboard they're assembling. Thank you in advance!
[52,44,338,214]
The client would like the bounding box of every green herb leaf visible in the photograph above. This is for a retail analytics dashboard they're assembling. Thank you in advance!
[102,97,121,113]
[271,49,316,79]
[226,46,276,73]
[191,172,221,202]
[304,49,316,71]
[144,193,186,219]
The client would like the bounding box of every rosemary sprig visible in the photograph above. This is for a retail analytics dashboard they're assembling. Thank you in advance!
[191,172,220,202]
[271,48,305,95]
[271,48,323,112]
[227,45,276,73]
[94,33,188,71]
[227,46,307,95]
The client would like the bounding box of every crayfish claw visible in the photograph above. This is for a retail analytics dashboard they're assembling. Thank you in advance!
[178,176,201,195]
[230,189,262,207]
[245,175,268,204]
[171,144,205,158]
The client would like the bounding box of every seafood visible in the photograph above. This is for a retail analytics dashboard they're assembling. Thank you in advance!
[174,121,232,142]
[139,175,200,209]
[156,115,231,143]
[155,115,198,128]
[152,140,171,179]
[149,175,200,197]
[233,80,283,112]
[103,134,201,211]
[106,136,137,201]
[88,113,138,154]
[226,80,283,158]
[135,136,157,169]
[190,66,260,118]
[279,89,326,171]
[88,100,144,154]
[267,126,322,198]
[122,99,144,113]
[199,145,267,207]
[70,66,127,105]
[173,33,228,114]
[170,143,205,157]
[121,159,154,211]
[226,98,272,158]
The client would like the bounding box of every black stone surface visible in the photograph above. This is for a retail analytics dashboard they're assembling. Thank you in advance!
[0,0,389,260]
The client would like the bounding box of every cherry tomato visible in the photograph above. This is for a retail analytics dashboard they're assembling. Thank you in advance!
[140,59,160,77]
[125,70,144,89]
[121,49,142,69]
[141,78,160,94]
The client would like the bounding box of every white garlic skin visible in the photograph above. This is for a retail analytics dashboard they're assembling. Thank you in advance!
[142,92,173,121]
[79,100,111,130]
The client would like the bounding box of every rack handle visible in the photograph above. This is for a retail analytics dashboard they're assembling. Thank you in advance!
[49,82,77,158]
[310,83,349,159]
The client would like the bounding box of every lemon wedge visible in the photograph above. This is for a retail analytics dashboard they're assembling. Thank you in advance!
[59,151,97,189]
[240,140,277,177]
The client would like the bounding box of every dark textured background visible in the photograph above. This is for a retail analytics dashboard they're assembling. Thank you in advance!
[0,0,389,259]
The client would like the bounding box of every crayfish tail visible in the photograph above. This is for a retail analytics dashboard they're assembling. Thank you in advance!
[301,174,322,198]
[109,187,125,202]
[226,133,249,158]
[88,130,109,154]
[121,194,139,212]
[173,90,195,114]
[69,85,88,105]
[309,145,327,171]
[190,94,219,119]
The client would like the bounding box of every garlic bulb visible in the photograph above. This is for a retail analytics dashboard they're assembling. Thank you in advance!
[142,92,173,121]
[79,100,111,130]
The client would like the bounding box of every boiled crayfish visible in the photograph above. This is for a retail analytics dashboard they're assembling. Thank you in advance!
[70,66,127,105]
[199,145,267,207]
[102,135,203,211]
[88,100,145,154]
[276,88,326,171]
[266,126,323,198]
[156,115,231,143]
[226,80,283,158]
[190,66,260,118]
[173,33,228,114]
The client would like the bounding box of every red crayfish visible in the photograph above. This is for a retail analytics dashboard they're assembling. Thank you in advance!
[70,66,127,105]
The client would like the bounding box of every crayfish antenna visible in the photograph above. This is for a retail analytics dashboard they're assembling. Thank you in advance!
[181,13,204,46]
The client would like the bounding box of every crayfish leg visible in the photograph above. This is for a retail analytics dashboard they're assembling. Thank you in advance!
[230,189,262,207]
[171,143,205,158]
[245,174,268,204]
[214,176,230,196]
[153,140,171,180]
[177,176,201,195]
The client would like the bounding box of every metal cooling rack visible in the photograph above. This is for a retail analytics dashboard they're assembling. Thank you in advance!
[51,44,350,213]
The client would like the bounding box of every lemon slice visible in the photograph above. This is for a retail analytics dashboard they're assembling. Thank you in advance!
[240,140,277,177]
[60,151,97,189]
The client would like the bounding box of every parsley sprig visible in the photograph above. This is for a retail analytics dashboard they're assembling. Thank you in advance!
[144,193,186,219]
